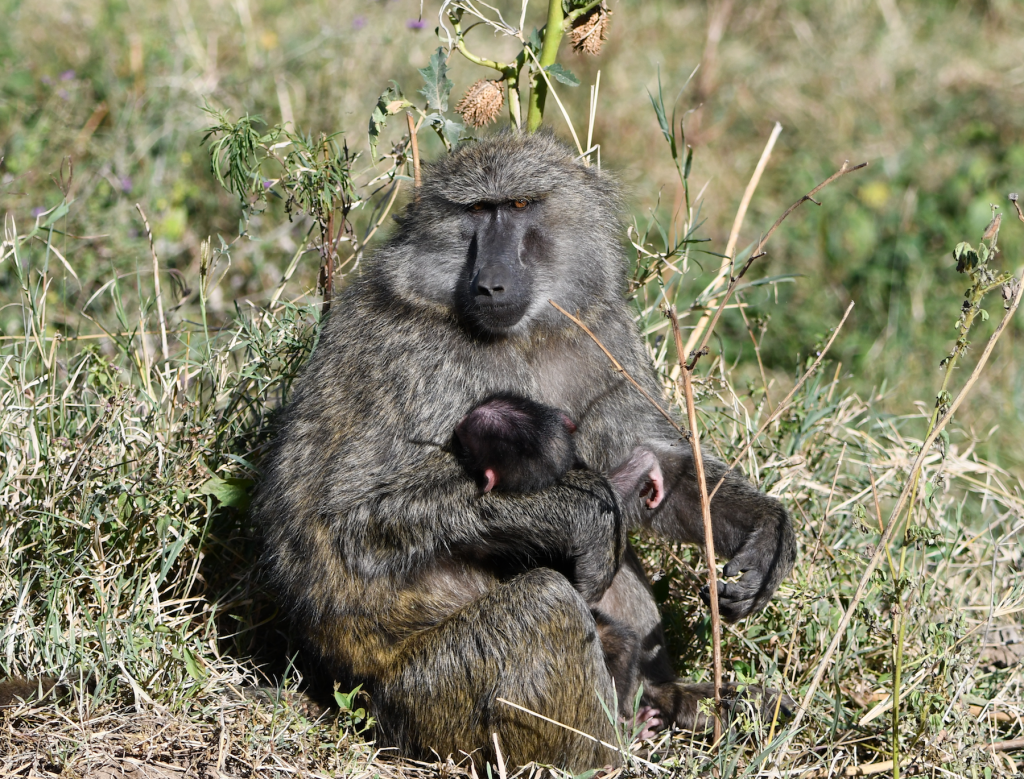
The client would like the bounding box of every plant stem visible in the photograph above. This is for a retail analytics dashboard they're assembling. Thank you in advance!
[785,269,1024,742]
[527,0,566,131]
[670,306,723,744]
[889,227,1005,779]
[450,10,522,128]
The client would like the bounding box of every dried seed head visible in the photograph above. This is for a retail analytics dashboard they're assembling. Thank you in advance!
[455,80,505,128]
[571,3,611,56]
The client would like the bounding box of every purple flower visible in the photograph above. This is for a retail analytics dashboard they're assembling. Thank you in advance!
[60,69,76,81]
[41,75,53,85]
[32,207,46,217]
[120,177,132,194]
[406,18,425,29]
[263,179,273,190]
[353,16,366,30]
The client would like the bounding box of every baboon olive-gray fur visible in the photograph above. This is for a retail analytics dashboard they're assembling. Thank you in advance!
[253,132,796,771]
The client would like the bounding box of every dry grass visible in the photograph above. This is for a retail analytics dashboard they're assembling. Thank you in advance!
[2,0,1024,776]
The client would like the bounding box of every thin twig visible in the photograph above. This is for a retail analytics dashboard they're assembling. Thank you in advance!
[793,759,908,777]
[708,301,854,501]
[406,113,421,191]
[688,161,867,370]
[134,204,169,363]
[669,306,722,742]
[491,733,507,779]
[991,738,1024,752]
[785,272,1024,736]
[549,300,688,438]
[682,122,782,357]
[495,698,668,774]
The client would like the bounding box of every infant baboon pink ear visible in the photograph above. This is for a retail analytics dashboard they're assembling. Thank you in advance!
[483,468,498,493]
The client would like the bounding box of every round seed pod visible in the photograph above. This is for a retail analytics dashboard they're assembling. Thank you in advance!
[571,3,611,56]
[455,79,505,128]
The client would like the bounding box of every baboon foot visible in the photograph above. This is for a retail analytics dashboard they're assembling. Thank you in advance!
[674,682,795,732]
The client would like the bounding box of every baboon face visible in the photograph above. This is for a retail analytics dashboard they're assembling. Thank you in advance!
[456,198,546,334]
[385,133,623,338]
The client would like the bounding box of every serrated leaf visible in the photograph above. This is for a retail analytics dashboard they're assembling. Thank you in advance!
[418,48,453,112]
[427,113,464,152]
[368,83,407,161]
[199,476,253,510]
[543,63,580,87]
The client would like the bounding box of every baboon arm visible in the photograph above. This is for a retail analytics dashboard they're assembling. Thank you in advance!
[567,312,795,621]
[367,461,627,602]
[642,444,795,621]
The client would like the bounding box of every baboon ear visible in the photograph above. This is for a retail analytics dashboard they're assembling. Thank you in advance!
[483,468,498,493]
[561,413,577,434]
[644,462,665,509]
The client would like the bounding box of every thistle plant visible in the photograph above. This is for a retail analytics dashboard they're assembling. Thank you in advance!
[887,204,1020,779]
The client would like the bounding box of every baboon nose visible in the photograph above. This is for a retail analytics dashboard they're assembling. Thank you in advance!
[477,281,505,296]
[476,266,510,297]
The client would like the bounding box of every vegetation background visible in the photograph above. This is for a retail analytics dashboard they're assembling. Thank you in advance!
[1,0,1023,776]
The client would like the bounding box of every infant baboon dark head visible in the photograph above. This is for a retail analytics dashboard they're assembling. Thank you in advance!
[454,392,577,494]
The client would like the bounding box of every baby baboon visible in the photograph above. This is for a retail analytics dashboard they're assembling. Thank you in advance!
[454,392,663,509]
[454,392,663,712]
[454,392,577,494]
[253,132,796,771]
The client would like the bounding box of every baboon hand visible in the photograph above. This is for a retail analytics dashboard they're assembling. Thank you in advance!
[699,539,777,622]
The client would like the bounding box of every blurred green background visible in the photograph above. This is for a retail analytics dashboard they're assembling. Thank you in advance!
[2,0,1022,463]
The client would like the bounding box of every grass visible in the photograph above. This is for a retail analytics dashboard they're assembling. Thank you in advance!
[2,0,1024,776]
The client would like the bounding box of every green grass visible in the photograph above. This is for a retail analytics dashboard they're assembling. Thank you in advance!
[2,0,1024,776]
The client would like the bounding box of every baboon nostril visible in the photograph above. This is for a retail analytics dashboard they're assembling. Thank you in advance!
[477,282,505,296]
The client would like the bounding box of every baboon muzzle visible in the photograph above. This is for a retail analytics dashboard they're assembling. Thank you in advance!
[466,217,533,332]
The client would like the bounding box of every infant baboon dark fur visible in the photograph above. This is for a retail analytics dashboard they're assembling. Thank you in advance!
[254,132,796,771]
[454,392,663,712]
[454,392,577,494]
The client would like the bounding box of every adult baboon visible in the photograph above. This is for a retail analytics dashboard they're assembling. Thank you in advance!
[254,132,795,771]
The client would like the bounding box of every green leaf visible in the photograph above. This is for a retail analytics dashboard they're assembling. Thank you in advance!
[427,113,464,152]
[543,63,580,87]
[418,48,453,112]
[368,82,410,161]
[183,646,207,681]
[41,200,72,228]
[199,476,253,510]
[953,242,979,273]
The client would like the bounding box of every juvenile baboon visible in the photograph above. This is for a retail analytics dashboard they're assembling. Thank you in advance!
[454,392,663,713]
[254,132,796,771]
[454,392,663,509]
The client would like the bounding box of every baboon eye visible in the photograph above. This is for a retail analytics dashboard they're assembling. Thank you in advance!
[469,202,487,212]
[511,199,529,209]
